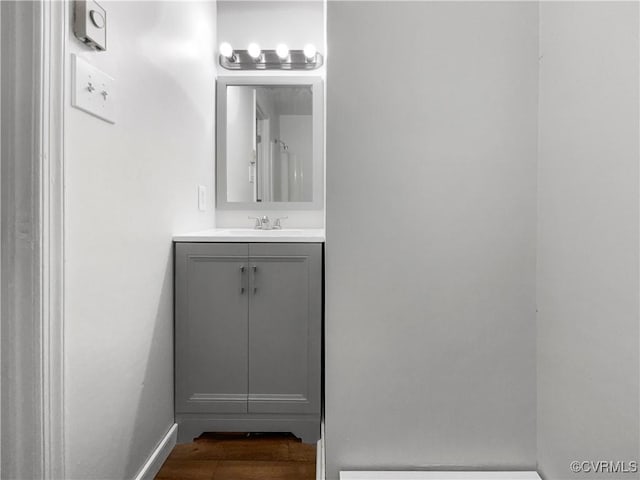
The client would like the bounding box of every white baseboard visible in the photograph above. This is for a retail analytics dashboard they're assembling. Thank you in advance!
[133,423,177,480]
[340,473,541,480]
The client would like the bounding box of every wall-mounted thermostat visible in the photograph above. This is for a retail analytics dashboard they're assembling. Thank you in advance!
[74,0,107,51]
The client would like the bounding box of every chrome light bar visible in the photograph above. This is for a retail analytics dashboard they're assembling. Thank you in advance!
[219,49,323,71]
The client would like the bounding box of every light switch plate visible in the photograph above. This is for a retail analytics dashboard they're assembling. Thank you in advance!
[71,54,115,124]
[74,0,107,51]
[198,185,207,211]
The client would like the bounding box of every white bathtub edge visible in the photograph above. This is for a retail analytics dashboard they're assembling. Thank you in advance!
[340,472,541,480]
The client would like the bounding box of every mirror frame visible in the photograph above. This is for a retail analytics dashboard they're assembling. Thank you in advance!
[216,76,324,210]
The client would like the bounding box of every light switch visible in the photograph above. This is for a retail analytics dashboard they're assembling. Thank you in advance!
[198,185,207,211]
[71,54,115,124]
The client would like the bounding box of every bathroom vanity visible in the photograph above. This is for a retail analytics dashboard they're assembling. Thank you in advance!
[173,228,324,443]
[172,75,327,444]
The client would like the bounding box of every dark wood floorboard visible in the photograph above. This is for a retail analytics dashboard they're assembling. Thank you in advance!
[155,433,316,480]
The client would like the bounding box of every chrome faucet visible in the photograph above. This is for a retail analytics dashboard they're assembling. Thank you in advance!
[260,216,271,230]
[249,215,272,230]
[248,215,288,230]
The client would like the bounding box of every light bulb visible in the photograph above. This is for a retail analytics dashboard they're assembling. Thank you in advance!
[276,43,289,60]
[303,43,317,60]
[219,42,234,59]
[247,43,261,59]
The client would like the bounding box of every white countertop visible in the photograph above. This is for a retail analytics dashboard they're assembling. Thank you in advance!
[173,228,325,243]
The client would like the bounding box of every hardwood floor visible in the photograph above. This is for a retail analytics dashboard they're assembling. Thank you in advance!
[155,432,316,480]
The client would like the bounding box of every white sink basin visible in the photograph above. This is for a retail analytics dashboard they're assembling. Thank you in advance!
[173,228,325,243]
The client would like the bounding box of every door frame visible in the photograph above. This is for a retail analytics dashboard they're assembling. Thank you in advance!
[0,0,66,477]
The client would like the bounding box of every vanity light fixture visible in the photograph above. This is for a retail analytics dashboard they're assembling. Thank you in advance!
[276,43,290,60]
[219,42,235,61]
[247,43,262,60]
[303,44,317,61]
[218,42,323,70]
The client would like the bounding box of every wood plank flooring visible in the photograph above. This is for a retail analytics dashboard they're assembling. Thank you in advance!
[155,432,316,480]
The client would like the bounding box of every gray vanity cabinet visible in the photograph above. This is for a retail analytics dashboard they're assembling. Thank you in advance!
[174,242,322,443]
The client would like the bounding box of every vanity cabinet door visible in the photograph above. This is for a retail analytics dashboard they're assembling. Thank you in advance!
[247,243,322,415]
[175,243,250,414]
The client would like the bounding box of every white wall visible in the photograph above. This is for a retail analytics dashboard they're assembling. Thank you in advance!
[64,2,216,478]
[537,3,640,478]
[215,0,325,228]
[326,2,538,478]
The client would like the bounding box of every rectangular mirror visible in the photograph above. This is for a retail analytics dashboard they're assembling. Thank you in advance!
[216,77,324,209]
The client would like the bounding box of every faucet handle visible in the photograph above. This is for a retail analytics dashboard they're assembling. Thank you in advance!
[273,216,288,229]
[248,216,261,229]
